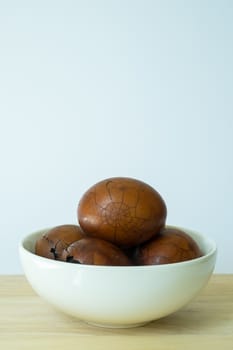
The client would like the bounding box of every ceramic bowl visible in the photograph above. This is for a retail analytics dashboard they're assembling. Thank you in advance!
[19,226,217,328]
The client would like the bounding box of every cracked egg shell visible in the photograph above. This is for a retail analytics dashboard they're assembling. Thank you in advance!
[134,227,202,265]
[62,237,132,266]
[77,177,167,248]
[35,224,84,260]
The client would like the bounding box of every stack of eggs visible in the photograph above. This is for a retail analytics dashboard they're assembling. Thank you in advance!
[35,177,201,265]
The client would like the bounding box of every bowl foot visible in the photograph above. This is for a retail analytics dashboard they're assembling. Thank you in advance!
[85,320,149,328]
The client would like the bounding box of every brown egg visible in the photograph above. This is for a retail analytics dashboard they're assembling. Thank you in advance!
[62,237,132,266]
[35,224,84,260]
[77,177,167,247]
[134,227,202,265]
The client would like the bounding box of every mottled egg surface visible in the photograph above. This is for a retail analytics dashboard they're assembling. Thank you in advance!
[77,177,167,247]
[134,227,202,265]
[35,224,84,260]
[62,237,132,266]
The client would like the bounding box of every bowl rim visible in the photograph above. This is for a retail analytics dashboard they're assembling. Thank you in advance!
[19,225,217,271]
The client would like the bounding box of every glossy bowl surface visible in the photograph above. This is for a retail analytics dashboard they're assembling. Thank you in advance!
[19,226,217,328]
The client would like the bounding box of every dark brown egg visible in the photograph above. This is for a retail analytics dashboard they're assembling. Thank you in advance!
[134,227,202,265]
[35,224,84,260]
[62,237,132,266]
[77,177,167,247]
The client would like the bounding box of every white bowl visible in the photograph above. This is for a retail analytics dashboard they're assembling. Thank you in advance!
[19,226,217,328]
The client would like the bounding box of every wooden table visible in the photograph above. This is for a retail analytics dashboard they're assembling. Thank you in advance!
[0,275,232,350]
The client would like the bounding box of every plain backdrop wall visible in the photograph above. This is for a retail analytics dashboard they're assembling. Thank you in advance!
[0,0,232,274]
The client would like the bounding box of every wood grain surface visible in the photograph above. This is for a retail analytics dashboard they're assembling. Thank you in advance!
[0,274,232,350]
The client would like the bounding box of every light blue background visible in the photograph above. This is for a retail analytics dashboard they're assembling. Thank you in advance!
[0,1,232,273]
